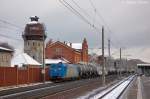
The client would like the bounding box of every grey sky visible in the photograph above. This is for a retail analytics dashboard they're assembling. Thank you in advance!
[0,0,150,62]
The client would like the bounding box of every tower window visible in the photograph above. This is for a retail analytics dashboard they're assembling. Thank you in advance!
[33,56,35,59]
[33,42,35,46]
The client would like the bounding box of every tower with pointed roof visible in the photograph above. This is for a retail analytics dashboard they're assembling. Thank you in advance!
[22,16,47,63]
[82,38,88,63]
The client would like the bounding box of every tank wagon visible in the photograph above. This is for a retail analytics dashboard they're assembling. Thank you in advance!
[49,62,100,81]
[48,61,128,81]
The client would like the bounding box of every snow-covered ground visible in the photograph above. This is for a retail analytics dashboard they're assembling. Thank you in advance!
[0,81,52,91]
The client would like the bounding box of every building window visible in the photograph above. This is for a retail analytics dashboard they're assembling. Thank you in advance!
[33,42,35,46]
[2,56,3,61]
[55,48,62,54]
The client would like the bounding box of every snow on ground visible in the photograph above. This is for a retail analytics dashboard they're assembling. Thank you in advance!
[0,81,52,91]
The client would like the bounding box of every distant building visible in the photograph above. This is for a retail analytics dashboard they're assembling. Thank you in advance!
[45,38,88,64]
[22,16,46,63]
[0,44,14,67]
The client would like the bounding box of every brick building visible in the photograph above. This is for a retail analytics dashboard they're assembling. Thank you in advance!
[45,38,88,64]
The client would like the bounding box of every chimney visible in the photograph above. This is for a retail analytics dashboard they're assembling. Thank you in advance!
[70,43,72,47]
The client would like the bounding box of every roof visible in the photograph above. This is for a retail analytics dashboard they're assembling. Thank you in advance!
[11,53,41,67]
[67,43,82,49]
[45,58,69,64]
[47,41,82,53]
[0,46,13,52]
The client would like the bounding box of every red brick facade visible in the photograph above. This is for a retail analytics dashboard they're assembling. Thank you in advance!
[45,38,88,64]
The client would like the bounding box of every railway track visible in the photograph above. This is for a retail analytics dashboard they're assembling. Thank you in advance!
[41,75,120,99]
[85,75,136,99]
[0,75,126,99]
[0,77,102,99]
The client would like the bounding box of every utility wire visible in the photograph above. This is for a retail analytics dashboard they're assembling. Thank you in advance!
[89,0,112,35]
[70,0,103,31]
[88,0,123,48]
[59,0,102,33]
[0,33,22,41]
[0,25,22,32]
[71,0,92,19]
[0,19,23,30]
[60,0,91,26]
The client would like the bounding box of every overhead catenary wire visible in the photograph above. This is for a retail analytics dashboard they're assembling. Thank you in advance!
[88,0,122,48]
[0,33,22,41]
[0,25,23,33]
[59,0,102,33]
[88,0,111,36]
[71,0,92,19]
[59,0,91,25]
[70,0,104,38]
[0,18,24,42]
[0,19,23,30]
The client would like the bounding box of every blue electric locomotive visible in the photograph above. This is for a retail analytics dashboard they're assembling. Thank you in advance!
[49,62,79,81]
[49,62,67,80]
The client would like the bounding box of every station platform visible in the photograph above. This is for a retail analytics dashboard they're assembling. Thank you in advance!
[121,76,150,99]
[140,76,150,99]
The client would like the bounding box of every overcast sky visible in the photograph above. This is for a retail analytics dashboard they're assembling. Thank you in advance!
[0,0,150,62]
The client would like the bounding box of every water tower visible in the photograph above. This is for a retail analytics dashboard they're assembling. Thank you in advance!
[22,16,47,63]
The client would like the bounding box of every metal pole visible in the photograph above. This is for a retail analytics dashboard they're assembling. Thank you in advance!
[120,48,122,78]
[102,26,105,86]
[42,32,45,83]
[126,57,128,75]
[108,39,111,74]
[108,39,111,57]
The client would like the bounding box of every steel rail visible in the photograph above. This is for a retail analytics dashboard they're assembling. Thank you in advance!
[91,75,135,99]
